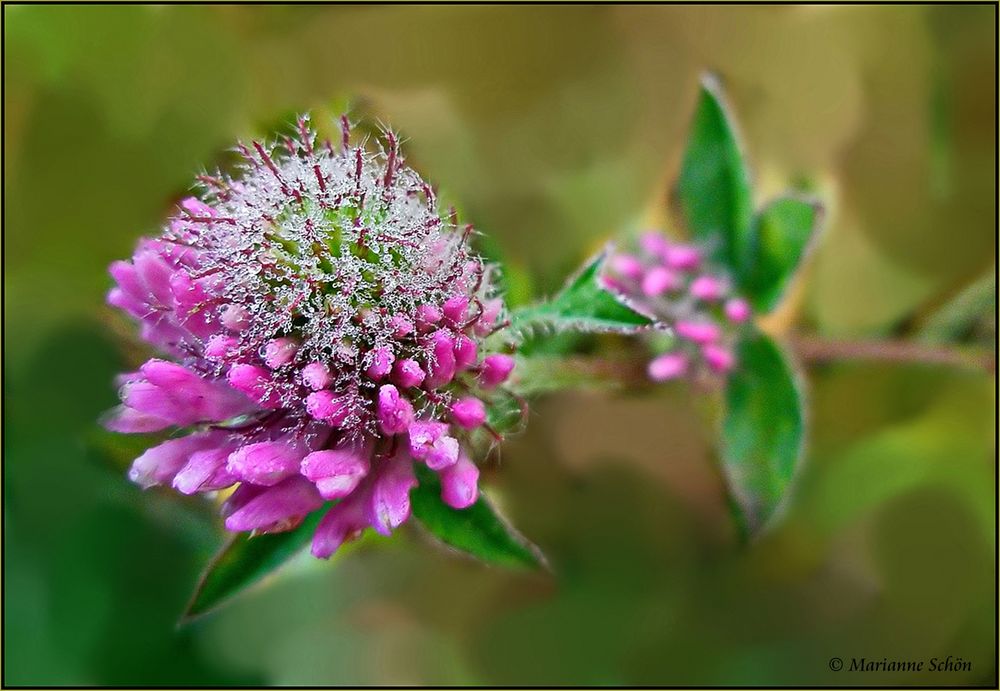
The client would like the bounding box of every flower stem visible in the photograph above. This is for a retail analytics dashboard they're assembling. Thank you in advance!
[789,334,995,373]
[512,336,994,395]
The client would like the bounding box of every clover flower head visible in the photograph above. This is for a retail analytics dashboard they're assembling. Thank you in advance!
[104,115,517,558]
[604,230,751,381]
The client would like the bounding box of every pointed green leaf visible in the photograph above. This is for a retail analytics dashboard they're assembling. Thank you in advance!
[509,251,653,342]
[677,73,754,267]
[720,332,805,537]
[411,465,544,570]
[181,506,328,623]
[918,269,996,344]
[741,195,823,313]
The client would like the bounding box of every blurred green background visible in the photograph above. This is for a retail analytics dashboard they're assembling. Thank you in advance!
[3,5,996,686]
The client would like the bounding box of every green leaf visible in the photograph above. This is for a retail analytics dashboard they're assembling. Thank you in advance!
[484,389,527,434]
[181,506,328,623]
[410,465,544,570]
[720,332,805,538]
[677,73,754,267]
[508,251,653,342]
[740,195,823,313]
[917,269,996,344]
[507,355,646,397]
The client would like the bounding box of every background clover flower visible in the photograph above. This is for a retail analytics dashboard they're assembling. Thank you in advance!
[104,115,518,559]
[604,230,752,381]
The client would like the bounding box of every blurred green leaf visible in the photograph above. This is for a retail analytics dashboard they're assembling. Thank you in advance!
[508,355,644,397]
[508,251,653,343]
[720,332,805,537]
[741,195,823,313]
[803,377,995,538]
[677,73,754,268]
[918,269,996,344]
[83,429,163,473]
[411,465,544,570]
[182,507,328,623]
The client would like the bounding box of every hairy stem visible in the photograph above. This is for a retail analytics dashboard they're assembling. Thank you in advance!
[789,334,995,373]
[513,335,995,395]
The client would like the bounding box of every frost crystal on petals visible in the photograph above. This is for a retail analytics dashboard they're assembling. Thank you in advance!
[104,115,517,558]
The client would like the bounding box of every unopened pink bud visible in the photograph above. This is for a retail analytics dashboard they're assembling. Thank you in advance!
[205,334,239,359]
[425,330,456,388]
[442,295,469,324]
[453,334,478,369]
[180,197,215,217]
[377,385,414,435]
[264,337,299,368]
[641,266,681,297]
[227,363,268,393]
[365,347,395,382]
[479,354,515,388]
[227,363,281,408]
[610,254,644,280]
[389,315,414,338]
[599,275,629,294]
[220,304,250,332]
[226,440,305,486]
[305,390,350,426]
[439,454,480,509]
[300,446,369,500]
[301,362,332,390]
[724,298,751,324]
[639,231,669,258]
[451,397,486,429]
[675,321,722,345]
[664,244,701,271]
[408,420,448,455]
[689,275,726,302]
[703,344,736,374]
[647,352,688,381]
[416,304,442,332]
[391,358,425,388]
[474,298,504,337]
[408,420,459,470]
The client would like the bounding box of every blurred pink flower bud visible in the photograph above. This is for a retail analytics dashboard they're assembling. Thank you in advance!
[642,266,681,297]
[647,352,689,382]
[664,244,701,271]
[639,231,670,258]
[675,321,722,345]
[610,254,644,280]
[703,344,736,374]
[724,298,751,324]
[689,275,726,302]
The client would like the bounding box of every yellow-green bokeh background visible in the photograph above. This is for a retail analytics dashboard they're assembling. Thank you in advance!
[3,5,995,685]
